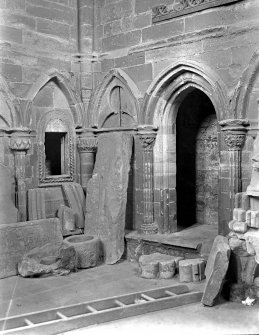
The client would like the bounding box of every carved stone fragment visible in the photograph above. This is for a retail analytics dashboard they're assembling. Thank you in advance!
[138,253,184,279]
[0,218,63,278]
[57,205,76,233]
[179,258,206,283]
[28,188,46,220]
[85,132,133,264]
[62,183,85,229]
[18,243,77,277]
[201,235,230,306]
[0,163,18,225]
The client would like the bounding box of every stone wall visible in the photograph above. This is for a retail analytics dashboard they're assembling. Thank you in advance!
[92,0,259,234]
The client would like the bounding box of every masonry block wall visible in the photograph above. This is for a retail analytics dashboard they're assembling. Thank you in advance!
[93,0,259,233]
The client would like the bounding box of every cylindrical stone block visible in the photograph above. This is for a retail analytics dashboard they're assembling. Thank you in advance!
[139,259,159,279]
[237,209,246,222]
[232,221,248,234]
[179,259,206,283]
[158,260,176,279]
[233,208,239,221]
[246,210,252,226]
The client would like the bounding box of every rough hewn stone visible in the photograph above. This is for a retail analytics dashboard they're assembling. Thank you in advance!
[0,218,63,278]
[179,259,206,283]
[18,242,77,277]
[85,132,133,264]
[139,253,184,279]
[201,235,231,306]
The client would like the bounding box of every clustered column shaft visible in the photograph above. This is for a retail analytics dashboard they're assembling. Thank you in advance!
[137,126,158,234]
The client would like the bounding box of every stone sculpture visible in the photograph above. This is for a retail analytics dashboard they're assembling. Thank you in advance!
[0,163,18,224]
[85,132,133,264]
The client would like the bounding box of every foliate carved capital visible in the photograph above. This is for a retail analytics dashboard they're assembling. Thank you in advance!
[10,138,31,152]
[220,119,249,151]
[137,125,158,151]
[138,134,157,150]
[77,137,98,153]
[222,133,246,151]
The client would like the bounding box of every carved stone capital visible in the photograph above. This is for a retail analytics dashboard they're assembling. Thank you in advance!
[9,129,31,152]
[77,137,98,153]
[137,125,158,151]
[219,119,249,151]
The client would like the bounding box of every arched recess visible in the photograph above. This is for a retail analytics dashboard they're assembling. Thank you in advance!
[231,50,259,121]
[24,69,84,129]
[0,75,21,128]
[142,60,228,234]
[87,69,142,128]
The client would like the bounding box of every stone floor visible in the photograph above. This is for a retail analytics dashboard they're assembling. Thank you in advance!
[0,260,259,334]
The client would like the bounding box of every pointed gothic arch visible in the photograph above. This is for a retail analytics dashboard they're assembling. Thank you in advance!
[141,60,228,234]
[0,75,21,128]
[87,69,142,128]
[231,50,259,119]
[24,69,84,128]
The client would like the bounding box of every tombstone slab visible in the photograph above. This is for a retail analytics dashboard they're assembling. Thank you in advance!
[201,235,231,306]
[85,132,133,264]
[0,218,63,278]
[0,163,17,224]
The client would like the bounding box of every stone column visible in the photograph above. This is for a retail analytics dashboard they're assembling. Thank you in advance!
[77,130,98,192]
[9,129,31,221]
[137,125,158,234]
[219,119,249,233]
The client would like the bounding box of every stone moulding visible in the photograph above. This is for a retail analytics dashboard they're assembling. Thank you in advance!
[152,0,243,23]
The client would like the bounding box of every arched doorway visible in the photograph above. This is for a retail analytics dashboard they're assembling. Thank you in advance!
[176,88,219,231]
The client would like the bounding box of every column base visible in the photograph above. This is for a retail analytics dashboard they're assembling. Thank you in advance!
[139,223,158,235]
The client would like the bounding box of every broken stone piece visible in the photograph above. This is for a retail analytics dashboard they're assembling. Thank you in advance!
[62,183,85,229]
[139,254,159,279]
[0,163,18,224]
[57,205,76,233]
[179,259,206,283]
[0,218,63,279]
[138,253,184,279]
[201,235,230,307]
[18,242,77,277]
[244,230,259,263]
[229,220,248,234]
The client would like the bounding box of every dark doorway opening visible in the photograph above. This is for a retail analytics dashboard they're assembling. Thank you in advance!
[45,132,66,175]
[176,88,218,231]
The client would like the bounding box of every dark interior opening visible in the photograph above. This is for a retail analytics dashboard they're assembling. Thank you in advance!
[45,132,66,176]
[176,88,217,230]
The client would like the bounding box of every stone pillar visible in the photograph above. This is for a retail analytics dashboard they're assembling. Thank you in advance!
[219,119,249,234]
[77,130,98,192]
[137,126,158,234]
[9,129,31,221]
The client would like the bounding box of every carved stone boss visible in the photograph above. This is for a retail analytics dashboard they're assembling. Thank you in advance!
[10,129,31,221]
[77,130,98,191]
[137,126,158,234]
[220,119,249,209]
[152,0,243,23]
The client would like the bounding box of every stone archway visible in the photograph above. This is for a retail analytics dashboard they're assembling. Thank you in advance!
[142,60,228,234]
[176,88,219,231]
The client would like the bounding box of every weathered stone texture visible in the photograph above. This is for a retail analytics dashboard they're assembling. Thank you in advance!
[85,132,133,264]
[18,242,77,277]
[0,218,63,278]
[0,163,18,225]
[202,236,231,306]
